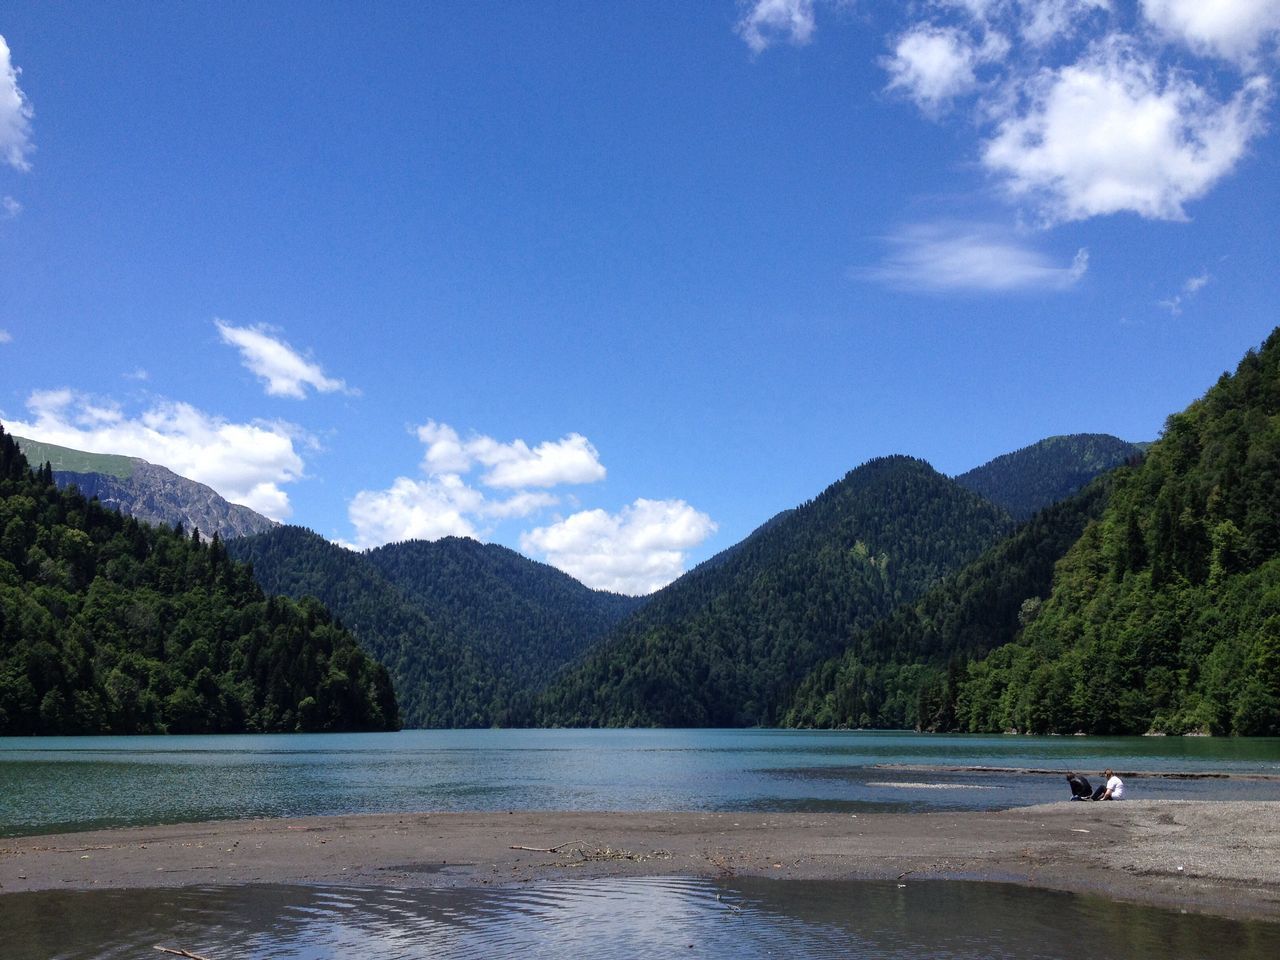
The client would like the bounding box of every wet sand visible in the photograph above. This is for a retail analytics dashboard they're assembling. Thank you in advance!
[3,801,1279,921]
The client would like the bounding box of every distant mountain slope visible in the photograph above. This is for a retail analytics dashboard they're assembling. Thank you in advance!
[366,537,642,686]
[227,528,642,727]
[535,456,1015,727]
[784,474,1114,731]
[955,434,1143,521]
[957,329,1280,736]
[0,426,397,735]
[11,435,277,540]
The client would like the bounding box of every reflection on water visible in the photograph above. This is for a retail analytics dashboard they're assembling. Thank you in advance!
[3,877,1278,960]
[3,730,1279,836]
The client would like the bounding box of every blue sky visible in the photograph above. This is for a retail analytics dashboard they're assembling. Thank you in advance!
[2,1,1278,593]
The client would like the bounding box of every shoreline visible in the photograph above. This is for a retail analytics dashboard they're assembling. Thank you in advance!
[3,801,1279,922]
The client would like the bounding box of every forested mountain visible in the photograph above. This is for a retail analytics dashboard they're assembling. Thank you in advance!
[955,434,1143,521]
[955,329,1280,735]
[784,475,1114,731]
[227,528,641,727]
[366,537,642,682]
[0,426,398,735]
[535,456,1016,727]
[12,435,278,541]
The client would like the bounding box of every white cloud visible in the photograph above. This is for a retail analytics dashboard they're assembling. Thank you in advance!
[884,26,989,111]
[344,474,562,549]
[3,389,306,519]
[1142,0,1280,63]
[755,3,1273,225]
[417,420,606,488]
[1,195,20,219]
[215,320,355,399]
[982,38,1271,222]
[347,476,483,546]
[0,328,10,344]
[736,0,816,54]
[861,222,1088,291]
[344,420,601,549]
[123,367,150,381]
[521,498,718,595]
[0,35,33,172]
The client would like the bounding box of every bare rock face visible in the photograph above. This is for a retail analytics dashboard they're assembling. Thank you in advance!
[54,462,278,540]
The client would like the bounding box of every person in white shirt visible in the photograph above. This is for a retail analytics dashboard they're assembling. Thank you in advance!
[1091,769,1124,800]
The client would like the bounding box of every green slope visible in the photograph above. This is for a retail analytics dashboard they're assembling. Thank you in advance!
[0,426,398,735]
[12,435,137,480]
[227,528,641,727]
[366,537,642,686]
[784,475,1114,730]
[535,456,1015,727]
[955,433,1143,521]
[956,328,1280,735]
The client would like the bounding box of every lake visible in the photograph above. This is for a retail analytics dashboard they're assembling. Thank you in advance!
[5,729,1280,959]
[5,876,1280,960]
[3,728,1279,836]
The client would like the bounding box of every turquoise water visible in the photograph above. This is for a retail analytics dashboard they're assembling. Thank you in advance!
[4,877,1279,960]
[3,729,1279,836]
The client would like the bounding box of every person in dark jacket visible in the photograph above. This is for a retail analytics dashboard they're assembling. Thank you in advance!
[1066,772,1093,800]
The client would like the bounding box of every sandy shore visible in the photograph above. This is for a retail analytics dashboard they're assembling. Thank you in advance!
[3,801,1279,921]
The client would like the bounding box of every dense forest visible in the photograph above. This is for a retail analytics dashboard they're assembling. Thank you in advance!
[954,434,1143,521]
[784,475,1115,730]
[0,426,399,735]
[228,529,639,727]
[950,330,1280,735]
[535,457,1015,727]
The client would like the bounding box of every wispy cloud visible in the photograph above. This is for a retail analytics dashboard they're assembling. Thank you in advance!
[521,498,717,595]
[860,222,1088,292]
[2,389,307,519]
[735,0,816,54]
[0,35,33,172]
[0,328,12,344]
[215,320,356,399]
[1158,270,1212,314]
[1,195,20,219]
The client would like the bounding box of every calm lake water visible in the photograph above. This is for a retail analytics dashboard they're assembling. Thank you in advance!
[3,728,1279,836]
[4,876,1279,960]
[4,730,1280,958]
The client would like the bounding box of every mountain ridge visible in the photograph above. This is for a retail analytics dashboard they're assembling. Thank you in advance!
[534,455,1016,727]
[11,434,278,542]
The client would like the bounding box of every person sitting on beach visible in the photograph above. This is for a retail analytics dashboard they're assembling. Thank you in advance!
[1066,772,1093,800]
[1091,769,1124,800]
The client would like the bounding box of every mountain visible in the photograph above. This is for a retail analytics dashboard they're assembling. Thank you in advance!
[783,473,1115,731]
[11,435,277,541]
[0,425,398,735]
[535,456,1016,727]
[226,528,641,727]
[955,329,1280,736]
[365,537,642,685]
[955,433,1144,521]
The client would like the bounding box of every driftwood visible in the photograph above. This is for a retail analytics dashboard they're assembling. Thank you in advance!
[509,840,588,853]
[153,946,214,960]
[508,839,670,866]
